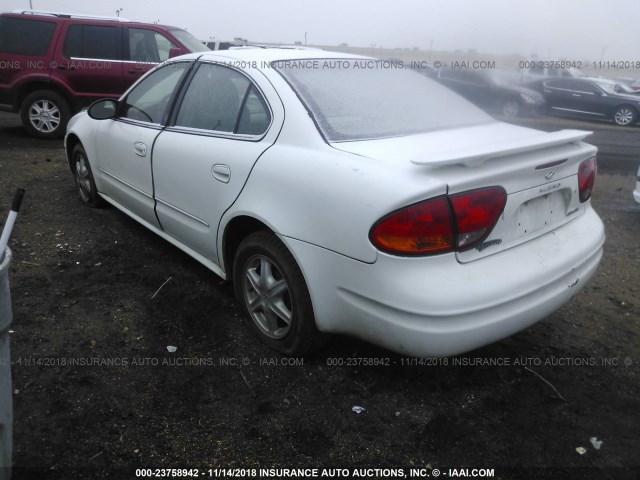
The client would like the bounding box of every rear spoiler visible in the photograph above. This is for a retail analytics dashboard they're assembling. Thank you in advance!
[411,129,592,168]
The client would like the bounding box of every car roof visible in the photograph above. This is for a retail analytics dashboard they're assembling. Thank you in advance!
[183,48,369,63]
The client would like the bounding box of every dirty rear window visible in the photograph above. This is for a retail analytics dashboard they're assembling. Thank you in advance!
[275,58,492,142]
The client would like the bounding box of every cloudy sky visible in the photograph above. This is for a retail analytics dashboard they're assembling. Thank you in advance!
[3,0,638,60]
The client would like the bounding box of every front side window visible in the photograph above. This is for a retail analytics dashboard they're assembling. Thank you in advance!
[0,17,56,55]
[175,63,270,135]
[63,24,119,60]
[276,59,492,142]
[122,62,190,124]
[128,28,176,63]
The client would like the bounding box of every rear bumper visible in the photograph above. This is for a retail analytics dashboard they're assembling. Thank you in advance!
[283,207,605,357]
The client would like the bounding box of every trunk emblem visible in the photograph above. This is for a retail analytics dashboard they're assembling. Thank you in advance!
[545,171,555,180]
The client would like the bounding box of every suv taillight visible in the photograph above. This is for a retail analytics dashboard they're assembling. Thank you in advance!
[370,187,506,256]
[578,157,597,203]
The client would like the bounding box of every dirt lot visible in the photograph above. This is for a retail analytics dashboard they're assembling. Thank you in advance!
[0,111,639,480]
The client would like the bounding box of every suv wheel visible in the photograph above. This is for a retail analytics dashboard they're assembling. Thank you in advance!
[20,90,71,139]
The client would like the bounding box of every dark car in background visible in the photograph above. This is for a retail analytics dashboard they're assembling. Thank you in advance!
[436,68,545,117]
[534,77,640,126]
[0,10,208,138]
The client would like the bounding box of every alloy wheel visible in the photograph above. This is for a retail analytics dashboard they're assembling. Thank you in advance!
[29,100,61,133]
[242,254,293,339]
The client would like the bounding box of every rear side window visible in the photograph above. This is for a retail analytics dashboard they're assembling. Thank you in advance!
[0,17,56,55]
[63,24,120,60]
[175,63,270,135]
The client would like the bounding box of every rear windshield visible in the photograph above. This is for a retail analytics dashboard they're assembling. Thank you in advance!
[275,58,492,142]
[0,17,56,56]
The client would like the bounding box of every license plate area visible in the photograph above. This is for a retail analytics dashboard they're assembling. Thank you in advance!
[515,190,569,237]
[457,176,581,263]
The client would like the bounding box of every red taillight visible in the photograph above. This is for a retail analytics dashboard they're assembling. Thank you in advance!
[450,188,507,249]
[578,157,597,203]
[369,196,454,255]
[370,187,506,256]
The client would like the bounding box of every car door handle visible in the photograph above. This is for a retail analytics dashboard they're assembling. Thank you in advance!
[134,142,147,157]
[572,93,581,97]
[211,164,230,183]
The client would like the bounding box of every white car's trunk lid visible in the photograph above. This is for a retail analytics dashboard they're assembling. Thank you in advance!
[331,122,596,262]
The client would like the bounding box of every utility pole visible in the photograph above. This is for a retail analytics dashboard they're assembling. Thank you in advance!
[599,46,608,62]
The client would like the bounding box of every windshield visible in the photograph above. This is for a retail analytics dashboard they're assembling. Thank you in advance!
[170,29,210,53]
[275,58,492,142]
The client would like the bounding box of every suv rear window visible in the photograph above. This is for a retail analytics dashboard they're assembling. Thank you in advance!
[0,17,56,55]
[63,24,120,60]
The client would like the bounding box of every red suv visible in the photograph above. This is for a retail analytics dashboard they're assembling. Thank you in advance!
[0,10,208,138]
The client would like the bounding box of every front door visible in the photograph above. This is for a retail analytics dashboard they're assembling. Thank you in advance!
[93,61,192,228]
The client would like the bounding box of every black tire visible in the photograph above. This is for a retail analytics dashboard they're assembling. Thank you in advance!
[501,98,521,118]
[20,90,71,139]
[233,230,327,356]
[613,105,637,126]
[72,144,105,208]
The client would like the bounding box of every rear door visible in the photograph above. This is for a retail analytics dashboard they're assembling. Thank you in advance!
[53,22,125,101]
[575,82,617,118]
[151,61,284,264]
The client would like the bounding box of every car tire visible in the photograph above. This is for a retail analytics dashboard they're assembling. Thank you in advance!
[613,105,637,126]
[72,144,105,208]
[501,99,520,118]
[20,90,71,139]
[233,230,327,356]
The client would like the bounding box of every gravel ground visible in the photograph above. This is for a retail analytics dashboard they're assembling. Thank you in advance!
[0,111,639,480]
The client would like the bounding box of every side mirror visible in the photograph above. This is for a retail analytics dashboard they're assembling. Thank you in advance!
[168,47,183,59]
[88,99,118,120]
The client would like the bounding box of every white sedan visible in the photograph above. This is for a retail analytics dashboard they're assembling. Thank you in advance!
[65,49,605,357]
